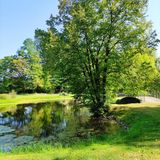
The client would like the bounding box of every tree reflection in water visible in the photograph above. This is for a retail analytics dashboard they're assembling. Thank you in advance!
[0,102,90,138]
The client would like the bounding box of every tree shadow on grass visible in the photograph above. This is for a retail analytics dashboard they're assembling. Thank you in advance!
[106,105,160,148]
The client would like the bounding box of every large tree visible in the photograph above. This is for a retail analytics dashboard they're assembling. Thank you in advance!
[37,0,159,117]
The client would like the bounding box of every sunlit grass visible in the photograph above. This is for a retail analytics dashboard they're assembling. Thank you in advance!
[1,143,160,160]
[0,93,73,111]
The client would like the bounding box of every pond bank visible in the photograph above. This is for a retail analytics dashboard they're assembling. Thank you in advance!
[1,102,160,159]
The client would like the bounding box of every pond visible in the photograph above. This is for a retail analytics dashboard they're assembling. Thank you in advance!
[0,101,90,152]
[0,101,119,152]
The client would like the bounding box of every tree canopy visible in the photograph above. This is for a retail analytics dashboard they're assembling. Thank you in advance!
[0,39,52,93]
[34,0,159,117]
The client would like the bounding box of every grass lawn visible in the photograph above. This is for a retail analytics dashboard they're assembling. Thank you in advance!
[1,102,160,159]
[0,93,73,111]
[1,144,160,160]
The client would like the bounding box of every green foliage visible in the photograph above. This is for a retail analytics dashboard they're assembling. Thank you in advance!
[35,0,159,117]
[15,38,44,92]
[35,29,65,93]
[0,56,14,93]
[0,39,53,93]
[118,52,158,96]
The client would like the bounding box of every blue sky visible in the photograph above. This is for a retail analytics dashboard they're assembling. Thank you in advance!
[0,0,160,59]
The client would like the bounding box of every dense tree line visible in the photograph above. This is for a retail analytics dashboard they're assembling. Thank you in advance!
[0,0,160,117]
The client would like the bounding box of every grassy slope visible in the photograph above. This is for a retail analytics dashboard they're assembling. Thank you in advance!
[1,103,160,160]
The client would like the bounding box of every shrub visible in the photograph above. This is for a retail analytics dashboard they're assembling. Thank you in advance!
[116,96,141,104]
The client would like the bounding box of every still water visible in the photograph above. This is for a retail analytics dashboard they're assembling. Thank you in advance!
[0,101,90,151]
[0,101,90,137]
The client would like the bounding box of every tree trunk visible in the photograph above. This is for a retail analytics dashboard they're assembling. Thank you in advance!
[90,92,109,118]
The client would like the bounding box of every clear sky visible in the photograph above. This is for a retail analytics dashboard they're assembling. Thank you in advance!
[0,0,160,59]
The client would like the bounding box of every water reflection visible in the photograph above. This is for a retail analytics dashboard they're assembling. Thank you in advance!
[0,102,90,138]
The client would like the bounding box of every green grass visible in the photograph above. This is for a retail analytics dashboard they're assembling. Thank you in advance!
[0,93,73,111]
[1,142,160,160]
[1,102,160,159]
